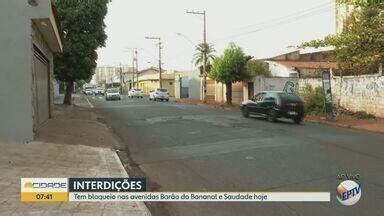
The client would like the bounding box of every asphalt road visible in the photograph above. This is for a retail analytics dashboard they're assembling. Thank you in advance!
[88,95,384,216]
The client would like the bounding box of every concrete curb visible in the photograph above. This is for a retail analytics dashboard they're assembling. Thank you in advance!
[111,149,152,216]
[305,118,383,134]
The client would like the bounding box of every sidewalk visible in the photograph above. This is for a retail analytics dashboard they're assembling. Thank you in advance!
[306,114,384,134]
[0,95,151,215]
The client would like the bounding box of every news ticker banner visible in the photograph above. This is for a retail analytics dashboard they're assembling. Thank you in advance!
[21,178,330,202]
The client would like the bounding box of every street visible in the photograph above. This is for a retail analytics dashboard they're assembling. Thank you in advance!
[88,95,384,216]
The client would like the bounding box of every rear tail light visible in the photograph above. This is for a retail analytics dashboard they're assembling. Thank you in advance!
[277,100,283,108]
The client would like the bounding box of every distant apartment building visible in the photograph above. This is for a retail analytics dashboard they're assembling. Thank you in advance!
[92,65,134,90]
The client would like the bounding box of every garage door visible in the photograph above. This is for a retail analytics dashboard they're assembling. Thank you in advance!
[33,46,50,126]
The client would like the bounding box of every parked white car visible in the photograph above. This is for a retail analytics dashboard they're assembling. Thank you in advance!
[105,88,121,101]
[128,88,143,98]
[94,87,105,95]
[149,88,169,101]
[84,88,93,95]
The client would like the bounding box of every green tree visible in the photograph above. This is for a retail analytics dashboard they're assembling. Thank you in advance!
[193,43,216,72]
[245,59,271,77]
[54,0,109,104]
[210,42,248,104]
[300,1,383,75]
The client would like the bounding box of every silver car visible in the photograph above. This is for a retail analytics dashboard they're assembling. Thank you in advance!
[105,88,121,101]
[149,88,169,101]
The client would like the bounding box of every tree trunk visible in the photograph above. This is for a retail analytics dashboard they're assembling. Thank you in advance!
[225,82,232,105]
[63,81,74,105]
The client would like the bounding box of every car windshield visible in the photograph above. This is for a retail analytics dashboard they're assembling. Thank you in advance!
[277,92,301,102]
[157,89,167,92]
[107,88,119,93]
[135,89,141,91]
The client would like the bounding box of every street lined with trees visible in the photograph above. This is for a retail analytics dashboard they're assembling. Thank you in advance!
[54,0,109,104]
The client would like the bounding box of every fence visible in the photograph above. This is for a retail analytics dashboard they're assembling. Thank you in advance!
[299,74,384,117]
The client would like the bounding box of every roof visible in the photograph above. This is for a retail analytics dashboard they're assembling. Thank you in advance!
[138,67,160,74]
[51,4,64,43]
[267,60,338,69]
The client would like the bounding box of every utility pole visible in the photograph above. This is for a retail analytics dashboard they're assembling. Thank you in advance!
[187,10,207,102]
[126,48,138,89]
[145,36,162,88]
[130,49,136,90]
[119,63,123,94]
[135,48,139,88]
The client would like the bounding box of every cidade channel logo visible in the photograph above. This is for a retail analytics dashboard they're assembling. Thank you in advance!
[336,180,361,206]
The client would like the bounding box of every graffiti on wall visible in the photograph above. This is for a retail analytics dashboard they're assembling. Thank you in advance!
[283,81,297,93]
[343,78,383,97]
[263,78,299,93]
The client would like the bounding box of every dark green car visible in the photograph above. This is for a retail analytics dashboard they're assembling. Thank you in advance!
[240,91,304,124]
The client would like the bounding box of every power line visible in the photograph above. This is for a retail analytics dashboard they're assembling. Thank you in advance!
[227,1,333,32]
[216,5,333,41]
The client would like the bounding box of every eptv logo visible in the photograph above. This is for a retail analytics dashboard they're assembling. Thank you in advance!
[336,180,361,206]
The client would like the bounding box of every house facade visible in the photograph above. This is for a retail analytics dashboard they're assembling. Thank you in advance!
[0,0,62,143]
[264,49,338,78]
[201,49,339,105]
[136,67,175,96]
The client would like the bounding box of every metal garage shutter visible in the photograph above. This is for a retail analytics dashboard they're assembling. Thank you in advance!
[33,45,49,126]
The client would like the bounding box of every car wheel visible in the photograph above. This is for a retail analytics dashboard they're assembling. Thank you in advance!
[267,109,277,122]
[293,117,303,124]
[166,99,169,102]
[242,107,249,118]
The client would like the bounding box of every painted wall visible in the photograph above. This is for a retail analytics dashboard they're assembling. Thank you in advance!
[265,61,295,77]
[0,0,56,143]
[0,0,34,143]
[299,74,384,117]
[188,70,201,100]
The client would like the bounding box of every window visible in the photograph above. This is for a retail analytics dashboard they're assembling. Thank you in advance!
[252,93,265,102]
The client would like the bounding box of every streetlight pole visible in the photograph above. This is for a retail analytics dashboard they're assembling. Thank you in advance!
[119,63,123,94]
[125,47,139,89]
[135,48,139,88]
[145,36,162,88]
[187,10,207,102]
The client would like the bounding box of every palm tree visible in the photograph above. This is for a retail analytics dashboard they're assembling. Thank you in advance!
[193,43,216,69]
